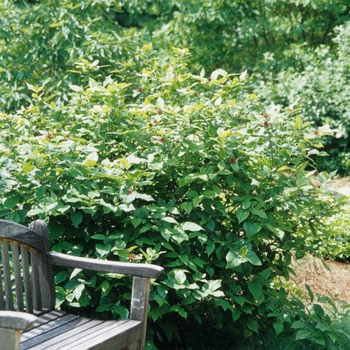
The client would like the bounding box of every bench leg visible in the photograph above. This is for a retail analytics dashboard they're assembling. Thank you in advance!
[0,328,21,350]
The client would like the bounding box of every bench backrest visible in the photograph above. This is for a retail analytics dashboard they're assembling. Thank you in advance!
[0,220,55,313]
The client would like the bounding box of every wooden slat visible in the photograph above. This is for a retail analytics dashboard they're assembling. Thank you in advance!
[27,310,67,331]
[21,246,33,313]
[29,220,55,311]
[21,317,92,349]
[0,246,4,310]
[27,319,141,350]
[2,241,13,310]
[23,319,125,350]
[47,251,164,278]
[71,320,142,350]
[21,313,82,347]
[11,243,24,311]
[29,252,41,311]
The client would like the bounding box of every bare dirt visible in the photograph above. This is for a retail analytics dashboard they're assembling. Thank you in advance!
[293,256,350,305]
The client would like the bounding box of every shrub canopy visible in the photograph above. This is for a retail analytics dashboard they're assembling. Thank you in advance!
[1,44,348,348]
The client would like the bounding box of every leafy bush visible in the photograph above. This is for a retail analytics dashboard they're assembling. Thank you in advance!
[256,20,350,173]
[0,0,142,112]
[0,46,348,348]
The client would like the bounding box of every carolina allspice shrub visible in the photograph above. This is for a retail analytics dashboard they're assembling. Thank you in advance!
[0,45,341,348]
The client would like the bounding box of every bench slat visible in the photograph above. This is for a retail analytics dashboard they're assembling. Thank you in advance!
[29,310,66,329]
[70,320,142,350]
[0,248,4,309]
[24,318,104,350]
[21,312,139,350]
[21,313,79,342]
[20,246,33,314]
[2,242,13,310]
[29,252,41,312]
[44,320,141,350]
[12,244,24,312]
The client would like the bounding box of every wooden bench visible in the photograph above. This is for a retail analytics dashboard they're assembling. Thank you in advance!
[0,219,163,350]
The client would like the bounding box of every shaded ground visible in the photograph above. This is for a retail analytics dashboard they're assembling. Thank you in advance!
[293,256,350,305]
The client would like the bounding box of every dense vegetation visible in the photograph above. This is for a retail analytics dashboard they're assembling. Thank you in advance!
[1,1,350,349]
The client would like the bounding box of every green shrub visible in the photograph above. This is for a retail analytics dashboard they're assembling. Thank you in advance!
[0,0,142,112]
[0,45,348,348]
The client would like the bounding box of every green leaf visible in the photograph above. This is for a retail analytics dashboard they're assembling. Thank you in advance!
[4,195,20,209]
[237,208,249,223]
[291,320,305,329]
[162,217,178,224]
[273,321,284,335]
[27,208,44,216]
[73,284,85,300]
[226,250,244,269]
[250,208,267,219]
[202,190,216,198]
[243,222,262,237]
[70,211,83,228]
[180,202,193,214]
[54,271,69,285]
[305,284,314,302]
[246,251,262,266]
[295,330,311,341]
[96,243,111,258]
[247,281,263,301]
[174,270,187,285]
[113,304,129,319]
[312,304,324,318]
[181,222,203,231]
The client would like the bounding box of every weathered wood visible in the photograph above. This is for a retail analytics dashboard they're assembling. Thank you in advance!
[0,311,37,330]
[0,248,4,309]
[0,328,21,350]
[0,311,36,350]
[47,251,163,278]
[21,246,33,313]
[0,220,45,252]
[30,251,41,311]
[22,313,82,347]
[68,320,142,350]
[29,220,55,311]
[21,312,142,350]
[2,241,13,310]
[130,277,151,350]
[11,243,24,311]
[0,219,164,350]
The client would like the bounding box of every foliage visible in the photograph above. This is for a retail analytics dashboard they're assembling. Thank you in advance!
[256,20,350,173]
[312,200,350,260]
[0,45,348,348]
[0,0,142,112]
[2,0,350,172]
[119,0,350,172]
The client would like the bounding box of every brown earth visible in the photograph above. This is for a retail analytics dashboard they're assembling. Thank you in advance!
[293,256,350,306]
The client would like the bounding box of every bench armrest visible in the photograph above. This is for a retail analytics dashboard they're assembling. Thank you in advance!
[47,251,163,278]
[0,311,37,331]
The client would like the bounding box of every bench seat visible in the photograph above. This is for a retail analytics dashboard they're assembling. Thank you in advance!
[21,310,142,350]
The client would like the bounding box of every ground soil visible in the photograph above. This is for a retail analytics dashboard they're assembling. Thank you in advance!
[293,256,350,305]
[293,177,350,306]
